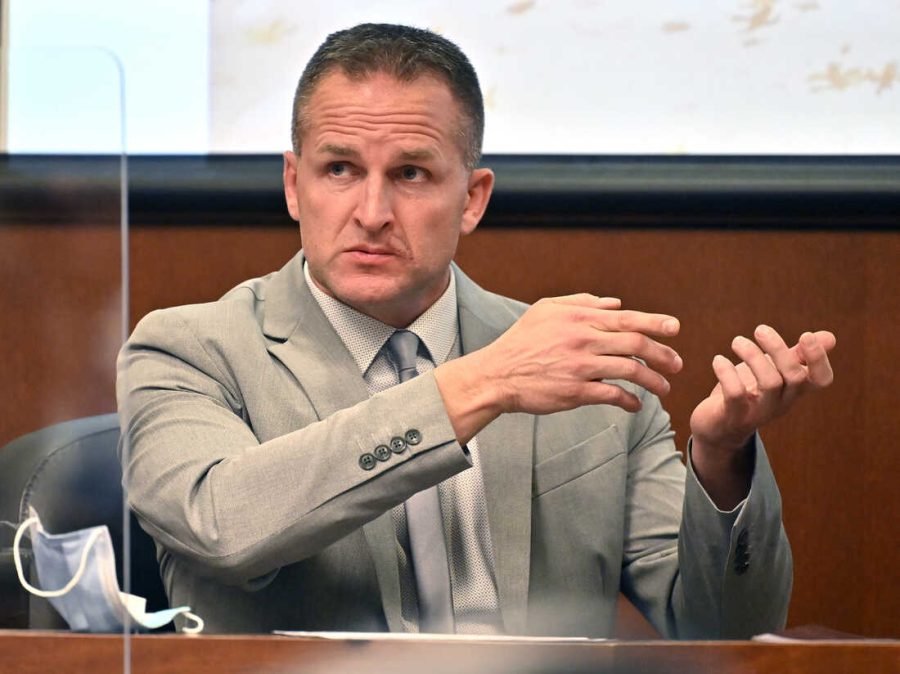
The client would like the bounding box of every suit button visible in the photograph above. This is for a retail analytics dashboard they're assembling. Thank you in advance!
[737,528,749,546]
[390,436,407,454]
[359,453,377,471]
[734,534,751,574]
[405,429,422,445]
[374,445,391,462]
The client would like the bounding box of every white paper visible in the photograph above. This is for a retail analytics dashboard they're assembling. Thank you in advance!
[752,633,898,644]
[274,630,604,643]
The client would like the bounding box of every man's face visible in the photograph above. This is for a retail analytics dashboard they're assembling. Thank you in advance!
[283,71,494,328]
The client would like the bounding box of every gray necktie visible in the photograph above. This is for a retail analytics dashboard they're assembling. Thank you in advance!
[386,330,455,633]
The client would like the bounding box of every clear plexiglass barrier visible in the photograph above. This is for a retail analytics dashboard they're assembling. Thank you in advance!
[0,45,136,671]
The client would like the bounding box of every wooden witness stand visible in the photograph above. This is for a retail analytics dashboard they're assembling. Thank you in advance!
[0,631,897,674]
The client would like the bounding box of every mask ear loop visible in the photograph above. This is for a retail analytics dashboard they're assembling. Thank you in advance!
[13,516,104,598]
[181,611,204,635]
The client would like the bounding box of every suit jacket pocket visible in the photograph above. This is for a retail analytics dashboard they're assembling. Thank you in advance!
[532,424,624,497]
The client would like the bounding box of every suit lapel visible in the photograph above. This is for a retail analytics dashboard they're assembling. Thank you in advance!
[456,267,534,634]
[263,253,371,420]
[262,252,403,630]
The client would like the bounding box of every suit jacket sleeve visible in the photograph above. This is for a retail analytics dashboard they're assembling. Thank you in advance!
[619,386,792,639]
[117,307,472,588]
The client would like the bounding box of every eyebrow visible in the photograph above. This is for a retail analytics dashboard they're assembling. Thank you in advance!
[398,148,436,162]
[317,143,359,157]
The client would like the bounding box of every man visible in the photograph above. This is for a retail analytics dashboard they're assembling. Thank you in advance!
[117,23,834,637]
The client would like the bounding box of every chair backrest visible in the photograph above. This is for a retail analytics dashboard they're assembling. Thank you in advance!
[0,414,168,629]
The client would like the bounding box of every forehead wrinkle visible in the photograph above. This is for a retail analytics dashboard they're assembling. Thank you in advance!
[315,103,438,117]
[310,103,455,140]
[312,104,450,128]
[313,118,447,149]
[315,110,448,132]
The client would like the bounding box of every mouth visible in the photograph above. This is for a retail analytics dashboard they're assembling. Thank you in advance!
[344,246,397,263]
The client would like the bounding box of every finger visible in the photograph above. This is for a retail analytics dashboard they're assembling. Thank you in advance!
[731,335,783,395]
[798,332,835,388]
[811,330,837,353]
[731,360,759,390]
[712,354,752,416]
[549,293,622,311]
[581,380,642,413]
[592,331,683,375]
[587,355,671,398]
[754,324,808,389]
[590,309,680,338]
[789,330,837,362]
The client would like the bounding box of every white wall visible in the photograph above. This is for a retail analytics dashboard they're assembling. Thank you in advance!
[6,0,208,153]
[6,1,899,154]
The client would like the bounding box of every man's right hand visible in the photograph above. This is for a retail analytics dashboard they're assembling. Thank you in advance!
[434,294,683,445]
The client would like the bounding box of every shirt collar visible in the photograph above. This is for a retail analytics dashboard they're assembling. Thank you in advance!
[303,261,458,375]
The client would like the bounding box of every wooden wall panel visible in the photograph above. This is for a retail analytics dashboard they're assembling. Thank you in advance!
[1,222,897,639]
[454,228,897,638]
[0,225,122,446]
[129,225,299,324]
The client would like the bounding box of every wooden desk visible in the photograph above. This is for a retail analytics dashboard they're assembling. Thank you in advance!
[0,631,896,674]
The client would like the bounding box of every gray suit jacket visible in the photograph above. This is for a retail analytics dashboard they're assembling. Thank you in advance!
[117,251,791,637]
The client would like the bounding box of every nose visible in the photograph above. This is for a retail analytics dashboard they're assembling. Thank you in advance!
[353,175,393,232]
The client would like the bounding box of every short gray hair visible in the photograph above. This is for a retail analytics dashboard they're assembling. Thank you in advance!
[291,23,485,170]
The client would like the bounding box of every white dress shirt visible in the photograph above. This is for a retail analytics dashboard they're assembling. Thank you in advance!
[303,262,503,633]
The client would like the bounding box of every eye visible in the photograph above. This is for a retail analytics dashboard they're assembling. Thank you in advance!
[398,165,426,182]
[328,162,350,177]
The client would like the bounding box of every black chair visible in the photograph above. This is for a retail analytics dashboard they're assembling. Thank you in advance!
[0,414,168,629]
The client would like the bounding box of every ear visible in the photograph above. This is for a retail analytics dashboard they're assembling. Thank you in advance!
[283,151,301,222]
[460,168,494,236]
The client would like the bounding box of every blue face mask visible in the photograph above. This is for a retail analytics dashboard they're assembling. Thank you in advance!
[11,507,203,634]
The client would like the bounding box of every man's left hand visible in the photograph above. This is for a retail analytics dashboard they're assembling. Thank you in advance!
[688,325,836,508]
